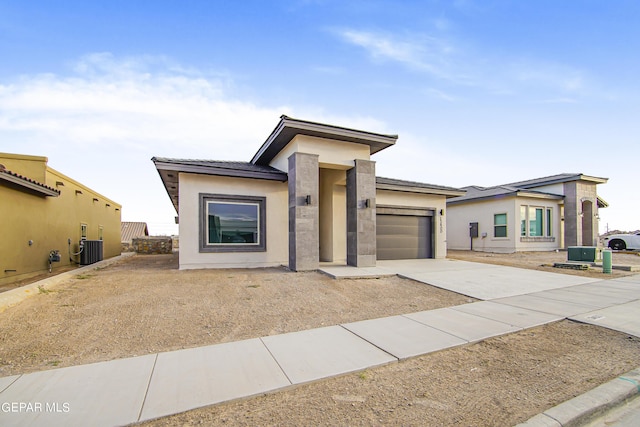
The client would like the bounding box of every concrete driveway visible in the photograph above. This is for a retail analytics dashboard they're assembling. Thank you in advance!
[323,258,602,300]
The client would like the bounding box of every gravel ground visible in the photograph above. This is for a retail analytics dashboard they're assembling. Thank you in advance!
[447,249,640,278]
[1,251,639,426]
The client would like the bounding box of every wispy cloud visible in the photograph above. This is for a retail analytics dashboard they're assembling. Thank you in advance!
[0,53,290,158]
[425,88,458,102]
[333,28,595,103]
[510,59,586,93]
[0,53,391,156]
[538,97,578,104]
[335,29,457,79]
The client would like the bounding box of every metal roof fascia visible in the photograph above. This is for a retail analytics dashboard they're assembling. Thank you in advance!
[376,182,466,198]
[153,160,287,181]
[251,116,398,165]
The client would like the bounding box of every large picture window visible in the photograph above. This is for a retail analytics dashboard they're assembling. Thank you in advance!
[199,194,266,252]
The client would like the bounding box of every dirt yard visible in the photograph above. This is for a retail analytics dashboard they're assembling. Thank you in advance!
[1,252,639,426]
[448,249,640,279]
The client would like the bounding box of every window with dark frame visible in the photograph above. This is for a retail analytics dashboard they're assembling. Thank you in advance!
[199,194,266,253]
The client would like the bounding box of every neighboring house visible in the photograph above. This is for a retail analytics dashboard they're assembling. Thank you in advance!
[121,222,150,252]
[446,173,608,253]
[0,152,122,285]
[153,115,464,271]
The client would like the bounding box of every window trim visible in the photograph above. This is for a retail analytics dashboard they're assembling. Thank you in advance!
[520,205,554,239]
[199,193,267,253]
[493,213,508,238]
[529,206,544,237]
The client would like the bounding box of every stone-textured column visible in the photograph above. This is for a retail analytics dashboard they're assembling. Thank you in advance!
[563,182,579,247]
[288,152,319,271]
[346,159,376,267]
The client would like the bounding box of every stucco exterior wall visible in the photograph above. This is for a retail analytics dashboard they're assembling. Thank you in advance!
[447,198,517,253]
[530,183,564,195]
[319,169,347,263]
[1,154,121,286]
[178,173,288,269]
[448,197,563,253]
[515,199,562,252]
[376,189,448,259]
[269,135,370,172]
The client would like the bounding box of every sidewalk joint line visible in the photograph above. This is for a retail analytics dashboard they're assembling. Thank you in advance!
[400,314,470,343]
[0,374,22,394]
[137,353,159,422]
[259,337,293,385]
[337,324,399,361]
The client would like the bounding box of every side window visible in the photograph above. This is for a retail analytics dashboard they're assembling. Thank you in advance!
[494,213,507,238]
[529,207,543,236]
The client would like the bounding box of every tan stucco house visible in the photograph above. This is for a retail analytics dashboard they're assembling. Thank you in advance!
[1,152,122,285]
[153,116,464,271]
[446,173,608,253]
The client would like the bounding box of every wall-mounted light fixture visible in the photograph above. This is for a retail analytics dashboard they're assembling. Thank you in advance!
[364,199,371,208]
[105,203,111,207]
[305,195,311,205]
[93,198,99,202]
[75,190,83,195]
[440,209,445,216]
[55,181,64,187]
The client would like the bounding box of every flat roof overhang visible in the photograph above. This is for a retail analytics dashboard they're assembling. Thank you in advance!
[376,177,466,198]
[152,158,288,213]
[447,190,564,205]
[251,115,398,166]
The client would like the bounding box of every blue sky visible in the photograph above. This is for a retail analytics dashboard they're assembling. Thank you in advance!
[1,0,638,234]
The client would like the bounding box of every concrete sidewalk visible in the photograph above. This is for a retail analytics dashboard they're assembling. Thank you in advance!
[1,262,639,426]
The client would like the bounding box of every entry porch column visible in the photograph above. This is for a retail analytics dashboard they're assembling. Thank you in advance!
[288,152,319,271]
[346,159,376,267]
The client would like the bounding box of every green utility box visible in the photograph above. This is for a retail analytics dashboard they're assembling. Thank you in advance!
[567,246,597,262]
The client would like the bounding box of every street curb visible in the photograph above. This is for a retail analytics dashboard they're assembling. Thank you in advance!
[515,367,640,426]
[0,252,135,313]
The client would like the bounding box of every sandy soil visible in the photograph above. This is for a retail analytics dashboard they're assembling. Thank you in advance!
[448,249,640,279]
[0,253,472,376]
[1,252,639,426]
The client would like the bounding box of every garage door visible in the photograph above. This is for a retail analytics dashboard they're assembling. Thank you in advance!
[376,214,433,260]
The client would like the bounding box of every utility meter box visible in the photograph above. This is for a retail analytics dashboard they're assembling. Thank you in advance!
[469,222,479,238]
[567,246,597,262]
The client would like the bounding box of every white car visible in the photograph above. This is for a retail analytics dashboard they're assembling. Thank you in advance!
[603,232,640,250]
